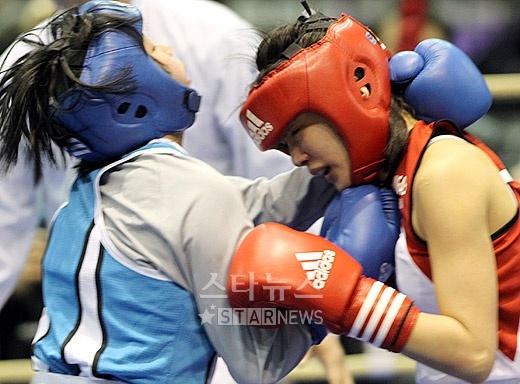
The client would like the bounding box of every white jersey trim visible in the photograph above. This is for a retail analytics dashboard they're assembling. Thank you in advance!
[94,141,187,282]
[63,225,104,375]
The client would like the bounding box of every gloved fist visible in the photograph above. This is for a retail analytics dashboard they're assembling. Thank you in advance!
[320,185,400,282]
[390,38,492,128]
[227,223,419,352]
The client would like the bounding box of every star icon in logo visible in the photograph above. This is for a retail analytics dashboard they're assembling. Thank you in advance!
[198,308,215,325]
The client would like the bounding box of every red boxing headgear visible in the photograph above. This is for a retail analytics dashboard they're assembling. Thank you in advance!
[240,14,392,185]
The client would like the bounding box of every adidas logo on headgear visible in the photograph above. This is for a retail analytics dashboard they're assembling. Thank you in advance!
[244,109,273,146]
[295,250,336,290]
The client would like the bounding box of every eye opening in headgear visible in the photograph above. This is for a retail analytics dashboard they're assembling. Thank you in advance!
[354,67,365,81]
[354,67,372,98]
[135,104,147,118]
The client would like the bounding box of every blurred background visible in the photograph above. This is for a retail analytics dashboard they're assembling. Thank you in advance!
[2,0,520,383]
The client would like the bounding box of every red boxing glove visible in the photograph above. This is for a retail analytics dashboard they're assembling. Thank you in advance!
[227,223,419,352]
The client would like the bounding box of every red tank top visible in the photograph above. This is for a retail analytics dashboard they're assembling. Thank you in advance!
[393,120,520,361]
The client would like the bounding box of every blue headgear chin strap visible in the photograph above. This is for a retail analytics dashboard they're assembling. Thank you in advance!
[52,0,201,163]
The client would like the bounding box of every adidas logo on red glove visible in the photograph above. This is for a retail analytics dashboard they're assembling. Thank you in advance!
[295,250,336,290]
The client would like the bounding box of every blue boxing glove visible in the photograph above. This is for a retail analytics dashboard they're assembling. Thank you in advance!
[390,38,492,129]
[320,185,401,283]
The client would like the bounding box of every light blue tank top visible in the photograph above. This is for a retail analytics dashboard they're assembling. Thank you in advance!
[32,141,215,383]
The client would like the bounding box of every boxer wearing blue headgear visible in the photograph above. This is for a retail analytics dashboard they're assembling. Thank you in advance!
[0,2,341,382]
[53,0,201,163]
[0,0,201,173]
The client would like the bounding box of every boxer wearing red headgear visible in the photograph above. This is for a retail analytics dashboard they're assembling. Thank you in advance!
[242,14,391,186]
[230,5,520,383]
[240,13,492,187]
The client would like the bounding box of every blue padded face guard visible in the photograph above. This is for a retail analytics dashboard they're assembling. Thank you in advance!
[52,0,201,163]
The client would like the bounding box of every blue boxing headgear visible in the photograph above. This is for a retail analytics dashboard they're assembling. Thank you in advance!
[52,0,201,162]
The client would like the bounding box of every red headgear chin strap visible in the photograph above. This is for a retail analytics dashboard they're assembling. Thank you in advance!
[240,14,392,185]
